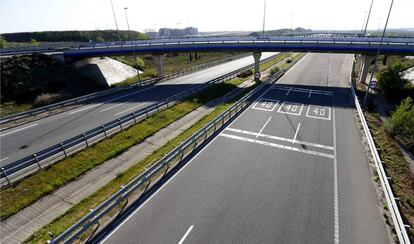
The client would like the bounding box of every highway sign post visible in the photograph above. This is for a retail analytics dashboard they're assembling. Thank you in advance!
[255,72,261,81]
[369,80,378,89]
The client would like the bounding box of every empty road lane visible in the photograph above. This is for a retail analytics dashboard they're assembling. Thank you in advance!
[0,52,277,166]
[100,53,389,244]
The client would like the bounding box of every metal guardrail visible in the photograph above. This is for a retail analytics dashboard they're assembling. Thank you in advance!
[0,54,279,186]
[0,53,250,129]
[49,59,292,243]
[349,61,410,243]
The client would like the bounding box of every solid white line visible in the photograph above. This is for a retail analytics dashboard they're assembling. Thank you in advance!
[257,116,272,138]
[100,98,136,112]
[333,103,339,244]
[0,157,9,162]
[178,225,194,244]
[220,133,334,159]
[225,128,334,150]
[0,123,38,138]
[293,123,301,143]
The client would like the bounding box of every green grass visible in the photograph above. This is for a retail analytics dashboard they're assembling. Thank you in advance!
[0,102,32,117]
[25,80,258,244]
[259,52,292,71]
[364,112,414,239]
[0,79,246,220]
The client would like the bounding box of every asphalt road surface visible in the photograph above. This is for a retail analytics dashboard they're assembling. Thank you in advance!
[0,53,277,166]
[99,53,389,244]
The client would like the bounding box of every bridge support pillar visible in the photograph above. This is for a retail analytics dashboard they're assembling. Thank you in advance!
[359,55,375,84]
[153,54,165,77]
[253,52,262,81]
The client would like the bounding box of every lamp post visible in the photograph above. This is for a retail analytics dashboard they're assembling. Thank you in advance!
[363,0,394,108]
[262,0,266,38]
[110,0,121,42]
[124,6,141,84]
[363,0,374,36]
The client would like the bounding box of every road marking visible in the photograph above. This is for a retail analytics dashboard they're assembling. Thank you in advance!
[306,105,332,121]
[225,128,334,150]
[220,133,334,159]
[333,103,339,244]
[0,123,38,138]
[100,98,136,112]
[277,102,304,116]
[286,87,293,96]
[114,103,147,116]
[252,99,279,112]
[69,86,156,115]
[68,104,99,115]
[308,90,312,98]
[0,157,9,162]
[178,225,194,244]
[293,123,301,143]
[257,116,272,138]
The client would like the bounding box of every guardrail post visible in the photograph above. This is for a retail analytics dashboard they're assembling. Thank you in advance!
[83,133,89,147]
[132,113,137,124]
[145,108,149,118]
[102,126,107,138]
[33,153,42,169]
[1,168,10,185]
[60,143,67,157]
[117,119,123,130]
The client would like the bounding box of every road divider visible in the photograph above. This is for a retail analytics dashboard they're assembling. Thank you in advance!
[0,54,279,187]
[47,55,303,244]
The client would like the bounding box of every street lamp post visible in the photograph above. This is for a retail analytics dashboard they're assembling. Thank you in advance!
[110,0,122,42]
[363,0,374,36]
[262,0,266,38]
[363,0,394,108]
[124,6,141,84]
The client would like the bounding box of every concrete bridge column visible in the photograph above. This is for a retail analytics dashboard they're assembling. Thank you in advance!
[359,55,376,84]
[253,52,262,81]
[153,54,166,77]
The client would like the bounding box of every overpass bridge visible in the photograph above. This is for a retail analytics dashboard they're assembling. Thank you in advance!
[2,36,414,83]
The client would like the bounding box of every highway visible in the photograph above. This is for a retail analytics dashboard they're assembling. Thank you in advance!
[98,53,389,244]
[0,52,277,167]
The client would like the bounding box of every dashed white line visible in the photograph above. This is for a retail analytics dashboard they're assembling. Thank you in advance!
[0,123,39,138]
[286,87,293,96]
[225,128,334,150]
[100,98,136,112]
[114,103,147,116]
[220,133,334,159]
[178,225,194,244]
[308,90,312,98]
[293,123,301,143]
[257,116,272,138]
[68,104,99,115]
[0,157,9,162]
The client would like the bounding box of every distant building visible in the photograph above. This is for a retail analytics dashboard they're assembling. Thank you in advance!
[158,27,198,37]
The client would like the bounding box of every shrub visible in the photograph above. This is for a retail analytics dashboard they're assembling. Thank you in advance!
[286,58,293,63]
[385,97,414,144]
[378,62,410,100]
[33,93,62,108]
[270,67,280,75]
[237,69,253,78]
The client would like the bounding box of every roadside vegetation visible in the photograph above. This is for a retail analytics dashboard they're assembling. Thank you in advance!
[25,79,258,244]
[354,54,414,238]
[0,78,247,220]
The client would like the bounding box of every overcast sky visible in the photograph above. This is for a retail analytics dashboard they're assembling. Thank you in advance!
[0,0,413,34]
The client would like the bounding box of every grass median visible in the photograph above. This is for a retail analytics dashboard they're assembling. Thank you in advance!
[25,79,259,243]
[0,78,246,220]
[259,52,292,71]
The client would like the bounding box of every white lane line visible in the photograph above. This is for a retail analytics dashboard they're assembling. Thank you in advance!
[333,103,339,244]
[257,116,272,138]
[114,103,147,116]
[308,90,312,98]
[0,123,38,138]
[178,225,194,244]
[220,133,334,159]
[0,157,9,162]
[69,86,156,115]
[293,123,301,143]
[225,128,334,150]
[100,98,136,112]
[286,87,293,96]
[68,104,99,115]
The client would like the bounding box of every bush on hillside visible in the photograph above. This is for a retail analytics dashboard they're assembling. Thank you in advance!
[270,67,280,75]
[378,62,411,100]
[237,70,253,78]
[384,97,414,147]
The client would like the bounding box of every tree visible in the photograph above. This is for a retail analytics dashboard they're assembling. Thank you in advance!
[378,62,410,100]
[96,36,105,42]
[0,35,8,48]
[30,38,39,46]
[134,57,145,70]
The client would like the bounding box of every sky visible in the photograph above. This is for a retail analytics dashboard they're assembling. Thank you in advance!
[0,0,413,34]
